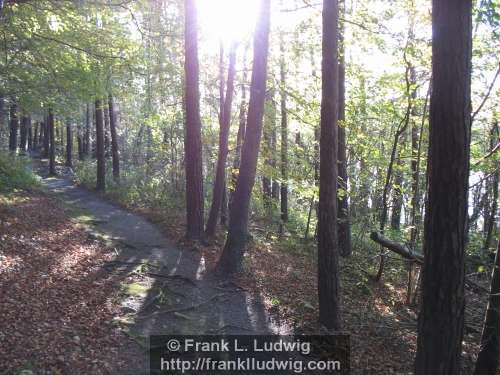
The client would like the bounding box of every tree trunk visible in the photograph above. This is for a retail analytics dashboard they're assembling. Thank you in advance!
[184,0,204,240]
[77,133,83,160]
[206,44,237,237]
[337,2,351,257]
[43,117,50,158]
[33,122,38,150]
[414,2,472,374]
[95,99,106,192]
[216,0,271,274]
[66,120,73,168]
[48,109,56,176]
[27,116,32,151]
[8,102,18,153]
[317,0,341,331]
[473,240,500,375]
[262,91,274,212]
[108,94,120,181]
[19,115,28,153]
[84,103,91,157]
[279,30,288,232]
[103,100,110,157]
[230,46,249,202]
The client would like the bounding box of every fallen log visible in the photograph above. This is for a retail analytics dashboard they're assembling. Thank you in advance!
[370,232,424,263]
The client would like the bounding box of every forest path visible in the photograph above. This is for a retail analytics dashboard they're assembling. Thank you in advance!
[32,159,288,374]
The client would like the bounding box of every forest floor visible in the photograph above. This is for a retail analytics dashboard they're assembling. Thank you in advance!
[0,158,492,374]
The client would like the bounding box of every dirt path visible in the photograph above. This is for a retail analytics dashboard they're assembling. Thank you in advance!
[34,161,289,374]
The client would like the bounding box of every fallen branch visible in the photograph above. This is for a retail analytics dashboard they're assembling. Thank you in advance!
[370,232,424,263]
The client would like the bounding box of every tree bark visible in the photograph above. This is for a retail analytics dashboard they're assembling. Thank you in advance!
[216,0,271,274]
[184,0,204,240]
[206,44,237,237]
[95,99,106,192]
[414,2,472,374]
[48,109,56,176]
[65,120,73,168]
[370,232,424,263]
[317,0,341,331]
[8,102,18,153]
[473,240,500,375]
[337,2,351,257]
[108,94,120,181]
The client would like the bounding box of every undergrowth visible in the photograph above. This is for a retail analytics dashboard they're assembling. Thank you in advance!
[0,152,39,192]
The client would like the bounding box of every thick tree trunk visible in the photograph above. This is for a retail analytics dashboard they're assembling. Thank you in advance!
[184,0,204,240]
[8,102,18,153]
[48,109,56,176]
[66,120,73,168]
[414,2,472,374]
[318,0,341,331]
[216,0,271,274]
[108,95,120,181]
[95,99,106,192]
[19,115,28,153]
[337,4,352,257]
[206,44,237,237]
[473,240,500,375]
[279,30,288,232]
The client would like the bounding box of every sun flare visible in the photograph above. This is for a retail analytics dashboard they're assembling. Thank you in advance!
[197,0,260,46]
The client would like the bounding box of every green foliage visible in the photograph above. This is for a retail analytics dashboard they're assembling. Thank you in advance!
[0,153,39,192]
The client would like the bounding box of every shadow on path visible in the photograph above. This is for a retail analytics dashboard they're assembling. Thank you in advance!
[33,159,290,374]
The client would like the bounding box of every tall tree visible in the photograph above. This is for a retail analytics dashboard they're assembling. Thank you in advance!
[216,0,271,274]
[108,94,120,182]
[337,0,351,257]
[8,101,18,153]
[95,99,106,192]
[414,1,472,374]
[66,120,73,168]
[206,44,237,237]
[27,116,32,151]
[184,0,204,240]
[43,117,49,159]
[48,109,56,176]
[84,103,91,157]
[19,115,28,153]
[317,0,341,330]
